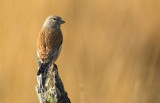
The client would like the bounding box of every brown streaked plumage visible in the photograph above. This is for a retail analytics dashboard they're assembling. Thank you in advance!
[37,28,63,63]
[37,15,65,90]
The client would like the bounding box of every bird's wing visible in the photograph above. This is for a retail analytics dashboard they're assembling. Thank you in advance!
[37,28,63,63]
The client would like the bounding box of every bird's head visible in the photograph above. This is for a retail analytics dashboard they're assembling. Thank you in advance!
[42,15,65,29]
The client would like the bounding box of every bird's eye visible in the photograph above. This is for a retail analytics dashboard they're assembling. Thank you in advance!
[53,18,56,20]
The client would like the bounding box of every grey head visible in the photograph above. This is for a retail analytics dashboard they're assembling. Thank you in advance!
[42,15,65,29]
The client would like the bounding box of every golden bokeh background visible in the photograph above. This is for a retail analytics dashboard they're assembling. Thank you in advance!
[0,0,160,103]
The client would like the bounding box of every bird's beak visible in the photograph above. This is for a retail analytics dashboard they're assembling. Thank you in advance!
[59,19,65,24]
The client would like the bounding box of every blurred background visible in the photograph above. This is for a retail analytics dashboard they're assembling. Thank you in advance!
[0,0,160,103]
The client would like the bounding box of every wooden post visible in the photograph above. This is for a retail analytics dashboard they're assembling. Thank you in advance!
[35,64,71,103]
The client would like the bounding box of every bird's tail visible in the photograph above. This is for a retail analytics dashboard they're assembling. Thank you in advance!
[37,63,48,76]
[37,63,49,88]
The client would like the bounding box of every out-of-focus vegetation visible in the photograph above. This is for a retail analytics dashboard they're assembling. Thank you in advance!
[0,0,160,103]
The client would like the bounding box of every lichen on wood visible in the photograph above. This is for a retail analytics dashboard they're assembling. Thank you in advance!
[35,64,71,103]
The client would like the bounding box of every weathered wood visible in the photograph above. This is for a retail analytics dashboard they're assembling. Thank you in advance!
[35,64,71,103]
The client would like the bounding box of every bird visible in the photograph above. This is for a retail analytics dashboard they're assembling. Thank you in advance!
[37,15,65,89]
